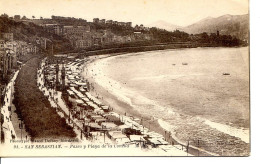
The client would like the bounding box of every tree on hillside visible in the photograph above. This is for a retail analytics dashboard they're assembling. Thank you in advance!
[149,27,189,42]
[0,13,8,18]
[21,16,27,20]
[32,16,35,19]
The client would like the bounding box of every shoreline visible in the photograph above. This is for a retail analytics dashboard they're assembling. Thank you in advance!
[81,48,249,156]
[39,55,195,156]
[76,42,247,58]
[81,52,216,156]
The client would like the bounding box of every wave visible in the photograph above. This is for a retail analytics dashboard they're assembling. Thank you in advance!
[86,55,249,143]
[203,119,249,143]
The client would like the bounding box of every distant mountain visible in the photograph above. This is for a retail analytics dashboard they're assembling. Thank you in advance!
[181,14,249,40]
[148,20,182,32]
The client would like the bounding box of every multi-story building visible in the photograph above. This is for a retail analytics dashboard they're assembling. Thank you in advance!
[63,25,73,34]
[4,41,21,68]
[0,40,5,49]
[63,25,92,48]
[112,35,123,43]
[0,40,7,79]
[93,18,99,23]
[14,15,21,20]
[0,39,16,79]
[53,25,63,35]
[2,33,13,41]
[118,22,126,26]
[6,49,17,69]
[134,24,146,31]
[126,22,132,27]
[0,36,40,81]
[75,39,92,49]
[0,51,8,79]
[26,43,38,54]
[45,24,90,37]
[99,19,106,24]
[102,30,114,44]
[63,25,91,36]
[44,24,63,36]
[21,42,28,56]
[112,21,118,25]
[5,41,15,51]
[106,20,113,24]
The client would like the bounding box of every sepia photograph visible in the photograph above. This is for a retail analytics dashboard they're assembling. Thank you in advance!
[0,0,249,157]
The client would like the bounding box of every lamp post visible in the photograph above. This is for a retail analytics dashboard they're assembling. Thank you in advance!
[68,107,71,124]
[80,123,83,140]
[197,139,200,156]
[55,98,58,112]
[103,130,106,143]
[19,120,23,140]
[141,117,144,134]
[0,113,4,143]
[187,140,190,156]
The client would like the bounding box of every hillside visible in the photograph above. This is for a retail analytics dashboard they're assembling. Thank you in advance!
[0,16,73,53]
[181,14,249,40]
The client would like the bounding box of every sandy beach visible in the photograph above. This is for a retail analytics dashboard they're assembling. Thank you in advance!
[81,47,249,156]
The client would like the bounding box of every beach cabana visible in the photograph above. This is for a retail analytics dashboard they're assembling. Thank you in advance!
[101,122,118,130]
[67,90,75,96]
[95,118,107,124]
[85,92,90,96]
[107,131,130,144]
[123,128,142,136]
[75,82,86,86]
[86,123,102,132]
[79,88,86,92]
[87,102,99,110]
[94,107,104,115]
[82,97,91,103]
[92,98,102,106]
[129,135,146,146]
[118,124,131,131]
[75,92,85,99]
[101,106,110,112]
[69,83,78,87]
[105,115,124,126]
[147,131,164,138]
[75,99,84,104]
[146,138,169,148]
[90,115,104,121]
[157,138,169,145]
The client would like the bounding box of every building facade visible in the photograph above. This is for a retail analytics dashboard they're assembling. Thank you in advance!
[2,33,13,41]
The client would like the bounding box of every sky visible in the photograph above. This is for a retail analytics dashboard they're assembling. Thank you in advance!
[0,0,248,27]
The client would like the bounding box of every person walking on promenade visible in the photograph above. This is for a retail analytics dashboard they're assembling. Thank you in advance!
[11,130,15,140]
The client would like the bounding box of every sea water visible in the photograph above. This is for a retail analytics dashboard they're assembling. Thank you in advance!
[86,47,249,155]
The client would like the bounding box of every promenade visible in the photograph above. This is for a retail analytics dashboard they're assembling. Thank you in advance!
[0,70,30,142]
